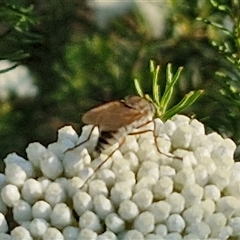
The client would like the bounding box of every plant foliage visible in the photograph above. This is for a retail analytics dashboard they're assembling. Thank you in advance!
[134,61,203,121]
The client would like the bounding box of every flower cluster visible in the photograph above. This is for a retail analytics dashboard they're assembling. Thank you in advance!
[1,115,240,239]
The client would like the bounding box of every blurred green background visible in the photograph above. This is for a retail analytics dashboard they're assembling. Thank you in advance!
[1,0,240,168]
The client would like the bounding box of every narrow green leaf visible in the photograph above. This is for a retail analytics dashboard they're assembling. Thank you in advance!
[162,90,204,120]
[197,18,233,37]
[134,78,144,97]
[161,66,184,113]
[165,63,173,88]
[153,65,160,104]
[160,64,173,111]
[210,0,232,14]
[150,60,155,74]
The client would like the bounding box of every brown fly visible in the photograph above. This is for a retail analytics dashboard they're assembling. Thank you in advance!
[66,95,175,187]
[82,95,155,152]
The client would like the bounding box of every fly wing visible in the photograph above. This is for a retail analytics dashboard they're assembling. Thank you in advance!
[82,100,144,131]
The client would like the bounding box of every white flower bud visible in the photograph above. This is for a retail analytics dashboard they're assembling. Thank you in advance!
[189,119,205,135]
[166,192,185,214]
[132,189,153,211]
[118,200,139,221]
[1,184,20,207]
[207,132,224,148]
[155,224,167,236]
[73,191,93,216]
[225,181,240,198]
[2,115,240,239]
[116,171,136,186]
[181,183,203,207]
[122,230,144,240]
[63,148,89,177]
[63,226,79,240]
[200,199,215,218]
[0,196,7,215]
[159,165,176,178]
[182,233,200,240]
[211,139,235,167]
[146,234,164,240]
[110,182,132,206]
[186,222,211,239]
[0,213,8,233]
[182,205,204,225]
[21,178,43,204]
[38,177,52,192]
[204,184,221,201]
[47,142,66,160]
[134,176,155,192]
[149,201,171,223]
[171,124,193,149]
[79,167,94,183]
[205,213,227,237]
[13,200,32,223]
[93,194,114,218]
[79,210,102,233]
[40,151,63,180]
[96,169,116,188]
[67,177,84,197]
[153,177,173,200]
[155,136,171,155]
[32,200,51,220]
[216,196,240,218]
[228,217,240,237]
[111,156,131,175]
[97,231,117,240]
[44,182,66,206]
[42,227,64,240]
[137,161,159,182]
[57,125,78,143]
[162,119,176,136]
[88,179,108,197]
[194,165,208,186]
[174,167,195,191]
[5,163,27,187]
[26,142,47,169]
[50,203,73,229]
[217,226,233,239]
[123,151,139,173]
[120,135,139,154]
[0,174,6,189]
[29,218,49,238]
[166,214,185,233]
[210,168,230,191]
[77,228,97,240]
[105,213,125,233]
[193,144,212,159]
[0,233,11,240]
[76,125,99,152]
[11,226,32,240]
[165,232,182,240]
[4,153,34,178]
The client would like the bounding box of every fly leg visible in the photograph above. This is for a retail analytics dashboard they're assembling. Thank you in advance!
[80,137,126,189]
[128,120,182,159]
[64,125,96,153]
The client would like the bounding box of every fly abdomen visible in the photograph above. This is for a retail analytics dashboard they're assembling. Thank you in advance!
[95,126,131,153]
[96,131,118,153]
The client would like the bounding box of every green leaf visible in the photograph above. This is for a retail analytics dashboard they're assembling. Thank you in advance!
[152,63,160,104]
[134,60,203,121]
[134,78,144,97]
[162,90,204,121]
[161,64,183,113]
[210,0,232,15]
